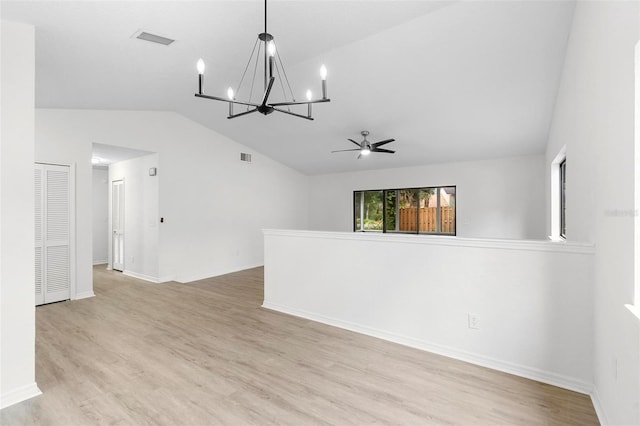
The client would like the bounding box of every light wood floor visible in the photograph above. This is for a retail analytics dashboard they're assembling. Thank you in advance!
[2,266,599,425]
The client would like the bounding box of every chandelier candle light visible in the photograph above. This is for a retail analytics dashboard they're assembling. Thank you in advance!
[194,0,330,120]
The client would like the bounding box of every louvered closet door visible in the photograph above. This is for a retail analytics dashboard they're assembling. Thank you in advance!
[35,164,71,305]
[34,166,45,305]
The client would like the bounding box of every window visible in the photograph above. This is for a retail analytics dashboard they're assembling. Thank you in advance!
[354,186,456,235]
[353,190,383,231]
[550,147,566,241]
[559,159,566,239]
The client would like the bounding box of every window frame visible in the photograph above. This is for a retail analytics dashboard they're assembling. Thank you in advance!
[559,158,566,239]
[353,185,456,236]
[550,146,567,241]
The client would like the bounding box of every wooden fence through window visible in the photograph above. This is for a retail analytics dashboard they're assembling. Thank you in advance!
[398,206,455,233]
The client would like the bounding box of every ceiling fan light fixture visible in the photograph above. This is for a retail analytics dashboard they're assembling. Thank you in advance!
[331,131,396,159]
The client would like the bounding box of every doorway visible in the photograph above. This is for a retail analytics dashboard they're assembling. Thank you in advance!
[112,179,125,272]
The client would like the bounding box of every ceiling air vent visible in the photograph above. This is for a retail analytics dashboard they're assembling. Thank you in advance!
[240,153,252,163]
[134,31,175,46]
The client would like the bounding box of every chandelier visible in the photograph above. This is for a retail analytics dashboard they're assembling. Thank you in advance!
[194,0,330,121]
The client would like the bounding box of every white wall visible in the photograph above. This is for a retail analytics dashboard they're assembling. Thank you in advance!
[309,155,546,240]
[264,230,595,393]
[92,168,108,265]
[0,20,41,408]
[36,109,309,285]
[108,154,159,281]
[544,2,639,424]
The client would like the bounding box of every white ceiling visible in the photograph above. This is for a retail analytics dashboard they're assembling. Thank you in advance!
[1,0,575,175]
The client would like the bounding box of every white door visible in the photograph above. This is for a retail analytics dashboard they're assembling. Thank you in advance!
[112,180,125,272]
[35,164,71,305]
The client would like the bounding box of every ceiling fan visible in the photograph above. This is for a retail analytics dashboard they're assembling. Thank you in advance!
[332,131,396,159]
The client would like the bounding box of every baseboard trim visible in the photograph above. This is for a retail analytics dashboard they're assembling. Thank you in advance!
[92,260,108,266]
[262,301,593,395]
[123,270,161,283]
[0,382,42,409]
[73,291,95,300]
[590,387,608,425]
[177,263,264,284]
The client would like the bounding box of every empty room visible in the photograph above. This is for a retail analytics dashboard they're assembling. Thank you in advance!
[1,0,639,424]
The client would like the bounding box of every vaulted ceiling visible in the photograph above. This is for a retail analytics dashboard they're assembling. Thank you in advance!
[1,0,575,175]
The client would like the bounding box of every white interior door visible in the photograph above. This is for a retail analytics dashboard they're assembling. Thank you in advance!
[35,163,71,305]
[112,180,125,272]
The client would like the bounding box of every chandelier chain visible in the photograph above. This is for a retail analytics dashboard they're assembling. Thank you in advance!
[236,37,260,99]
[247,43,262,109]
[275,46,295,102]
[273,57,290,111]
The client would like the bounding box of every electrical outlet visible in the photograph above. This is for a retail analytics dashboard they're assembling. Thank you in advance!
[468,314,480,330]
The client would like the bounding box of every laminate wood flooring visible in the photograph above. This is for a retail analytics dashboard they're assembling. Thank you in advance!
[1,266,599,425]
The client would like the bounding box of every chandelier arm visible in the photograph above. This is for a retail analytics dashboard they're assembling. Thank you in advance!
[272,107,314,121]
[269,98,330,107]
[195,93,260,108]
[261,77,275,107]
[228,108,258,119]
[236,37,260,96]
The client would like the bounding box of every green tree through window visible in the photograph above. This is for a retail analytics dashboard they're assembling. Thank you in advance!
[354,186,456,235]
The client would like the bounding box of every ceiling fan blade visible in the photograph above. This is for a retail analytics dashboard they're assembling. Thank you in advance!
[331,148,361,153]
[261,77,275,107]
[357,153,362,160]
[372,139,395,148]
[348,138,361,147]
[372,148,395,154]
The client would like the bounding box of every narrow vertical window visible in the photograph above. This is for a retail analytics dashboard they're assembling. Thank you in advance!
[439,186,456,235]
[354,191,363,231]
[364,191,383,231]
[559,159,566,239]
